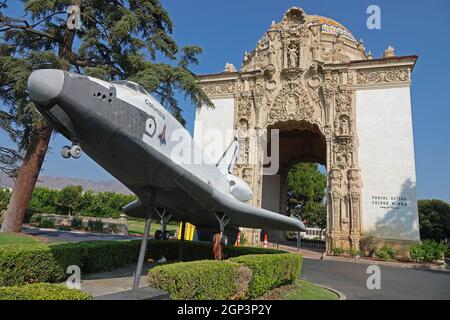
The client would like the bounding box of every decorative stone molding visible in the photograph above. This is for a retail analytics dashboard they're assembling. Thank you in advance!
[198,81,236,97]
[356,67,409,85]
[321,47,350,64]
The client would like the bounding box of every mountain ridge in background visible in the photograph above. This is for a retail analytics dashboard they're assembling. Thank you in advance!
[0,171,132,195]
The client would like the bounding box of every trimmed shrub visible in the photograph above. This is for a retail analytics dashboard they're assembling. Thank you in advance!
[0,245,66,286]
[71,217,83,230]
[0,240,141,286]
[331,247,345,256]
[57,226,72,231]
[30,214,42,224]
[87,219,103,232]
[225,245,284,258]
[38,219,55,229]
[410,240,448,263]
[0,283,91,300]
[148,260,247,300]
[49,240,141,274]
[375,245,397,261]
[230,253,303,299]
[360,236,377,257]
[146,240,284,262]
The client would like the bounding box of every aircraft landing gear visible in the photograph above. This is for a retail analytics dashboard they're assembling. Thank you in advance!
[61,146,71,159]
[213,212,230,260]
[61,144,82,159]
[155,209,172,240]
[214,212,230,246]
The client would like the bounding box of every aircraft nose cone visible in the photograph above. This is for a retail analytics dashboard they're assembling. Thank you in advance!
[27,69,65,105]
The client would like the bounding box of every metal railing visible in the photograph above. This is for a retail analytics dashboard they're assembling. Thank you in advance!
[280,238,326,253]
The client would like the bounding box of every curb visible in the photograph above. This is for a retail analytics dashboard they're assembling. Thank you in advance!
[315,283,346,300]
[322,254,449,272]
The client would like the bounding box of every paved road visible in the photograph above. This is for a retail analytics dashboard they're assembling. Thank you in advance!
[301,258,450,300]
[22,227,140,243]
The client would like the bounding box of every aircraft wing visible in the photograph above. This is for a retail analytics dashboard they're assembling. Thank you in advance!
[123,151,305,232]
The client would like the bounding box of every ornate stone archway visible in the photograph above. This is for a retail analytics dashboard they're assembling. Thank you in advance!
[196,7,419,254]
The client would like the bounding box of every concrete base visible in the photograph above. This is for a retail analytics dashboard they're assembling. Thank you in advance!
[94,287,169,300]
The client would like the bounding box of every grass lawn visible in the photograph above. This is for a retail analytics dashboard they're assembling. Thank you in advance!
[283,280,339,300]
[259,279,339,300]
[127,220,179,235]
[0,233,41,247]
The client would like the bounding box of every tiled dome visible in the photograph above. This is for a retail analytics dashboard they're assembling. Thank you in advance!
[308,15,357,42]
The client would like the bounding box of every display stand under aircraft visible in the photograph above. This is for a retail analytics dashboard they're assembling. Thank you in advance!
[27,69,305,288]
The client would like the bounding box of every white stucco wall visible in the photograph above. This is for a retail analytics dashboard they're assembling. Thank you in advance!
[194,98,235,164]
[356,86,420,241]
[262,175,281,212]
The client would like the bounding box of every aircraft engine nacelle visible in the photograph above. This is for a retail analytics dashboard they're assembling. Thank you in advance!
[226,174,253,202]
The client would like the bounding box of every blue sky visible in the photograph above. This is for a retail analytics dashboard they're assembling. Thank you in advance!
[1,0,449,202]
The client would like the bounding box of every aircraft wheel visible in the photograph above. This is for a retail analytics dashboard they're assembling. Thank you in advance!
[220,235,228,247]
[154,230,162,240]
[61,146,71,159]
[70,145,82,159]
[162,231,170,240]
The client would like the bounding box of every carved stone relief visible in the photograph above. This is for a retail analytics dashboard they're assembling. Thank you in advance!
[357,67,409,85]
[321,47,350,64]
[199,81,235,96]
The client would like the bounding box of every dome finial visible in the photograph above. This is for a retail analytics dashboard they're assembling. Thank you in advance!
[282,7,306,25]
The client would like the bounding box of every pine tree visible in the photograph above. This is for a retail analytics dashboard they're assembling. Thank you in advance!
[0,0,211,232]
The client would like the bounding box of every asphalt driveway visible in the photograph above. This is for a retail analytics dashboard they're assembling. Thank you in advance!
[21,226,140,242]
[301,258,450,300]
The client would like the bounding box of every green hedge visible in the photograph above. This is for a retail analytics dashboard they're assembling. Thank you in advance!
[148,253,303,300]
[0,240,284,286]
[148,260,250,300]
[0,240,141,286]
[230,253,303,298]
[0,283,91,300]
[147,240,284,261]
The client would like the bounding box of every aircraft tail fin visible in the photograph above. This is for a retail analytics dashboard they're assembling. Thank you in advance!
[216,139,239,175]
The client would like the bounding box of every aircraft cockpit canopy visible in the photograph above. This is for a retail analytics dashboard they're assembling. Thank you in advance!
[113,80,149,95]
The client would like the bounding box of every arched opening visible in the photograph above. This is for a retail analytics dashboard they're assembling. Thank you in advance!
[261,120,327,243]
